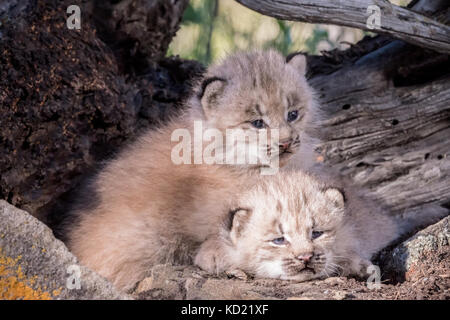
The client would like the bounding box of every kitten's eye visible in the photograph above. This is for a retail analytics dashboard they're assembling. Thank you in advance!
[287,110,299,122]
[251,119,265,129]
[272,237,287,245]
[311,230,324,240]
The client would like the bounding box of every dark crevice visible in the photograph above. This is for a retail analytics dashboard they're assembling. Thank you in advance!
[390,48,450,87]
[7,191,14,203]
[441,200,450,211]
[356,162,367,168]
[342,104,351,110]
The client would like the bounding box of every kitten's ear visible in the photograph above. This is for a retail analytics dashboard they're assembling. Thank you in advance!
[198,77,227,118]
[286,53,307,76]
[227,208,252,245]
[324,187,345,209]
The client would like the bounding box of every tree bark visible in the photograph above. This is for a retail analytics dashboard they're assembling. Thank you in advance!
[0,0,204,221]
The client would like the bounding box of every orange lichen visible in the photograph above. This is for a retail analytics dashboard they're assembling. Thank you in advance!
[52,288,62,297]
[0,248,53,300]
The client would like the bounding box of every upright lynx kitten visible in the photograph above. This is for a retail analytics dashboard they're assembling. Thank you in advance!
[61,50,316,291]
[195,171,441,281]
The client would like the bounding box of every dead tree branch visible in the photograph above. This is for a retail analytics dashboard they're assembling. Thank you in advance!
[235,0,450,54]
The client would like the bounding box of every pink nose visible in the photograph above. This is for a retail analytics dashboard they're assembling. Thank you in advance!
[297,253,313,262]
[280,141,291,151]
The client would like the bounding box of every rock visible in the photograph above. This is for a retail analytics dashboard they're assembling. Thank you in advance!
[381,216,449,282]
[0,200,129,300]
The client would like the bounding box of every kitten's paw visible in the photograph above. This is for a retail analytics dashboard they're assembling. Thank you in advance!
[194,241,228,275]
[351,258,373,278]
[194,248,220,274]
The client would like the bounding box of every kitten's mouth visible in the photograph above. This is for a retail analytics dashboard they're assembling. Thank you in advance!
[283,260,317,275]
[278,150,294,167]
[301,266,316,274]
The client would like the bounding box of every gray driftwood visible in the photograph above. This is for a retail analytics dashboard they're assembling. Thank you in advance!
[236,0,450,54]
[309,40,450,217]
[282,0,450,219]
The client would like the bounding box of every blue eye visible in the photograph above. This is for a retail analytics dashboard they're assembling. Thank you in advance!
[311,230,324,240]
[287,110,299,122]
[272,237,287,245]
[251,119,265,129]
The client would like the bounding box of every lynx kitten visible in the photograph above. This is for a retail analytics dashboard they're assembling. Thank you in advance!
[60,49,317,291]
[195,171,443,281]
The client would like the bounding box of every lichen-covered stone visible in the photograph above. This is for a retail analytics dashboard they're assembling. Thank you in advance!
[381,216,449,282]
[0,200,129,300]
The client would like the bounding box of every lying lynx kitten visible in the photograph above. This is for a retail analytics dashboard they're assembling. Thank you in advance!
[60,50,317,291]
[195,171,441,281]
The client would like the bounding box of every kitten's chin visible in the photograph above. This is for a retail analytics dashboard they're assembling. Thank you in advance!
[280,271,319,282]
[278,152,295,167]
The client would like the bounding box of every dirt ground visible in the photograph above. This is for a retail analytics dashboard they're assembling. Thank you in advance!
[132,245,449,300]
[300,247,449,300]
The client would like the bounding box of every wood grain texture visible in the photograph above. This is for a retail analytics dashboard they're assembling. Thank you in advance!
[308,40,450,216]
[235,0,450,54]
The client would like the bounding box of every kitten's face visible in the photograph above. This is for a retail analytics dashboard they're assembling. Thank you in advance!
[227,174,346,281]
[196,50,314,167]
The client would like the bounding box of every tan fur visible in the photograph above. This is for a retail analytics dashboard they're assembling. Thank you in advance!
[195,171,399,281]
[65,49,316,291]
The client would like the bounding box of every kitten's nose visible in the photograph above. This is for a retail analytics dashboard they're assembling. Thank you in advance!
[279,140,291,151]
[297,253,313,263]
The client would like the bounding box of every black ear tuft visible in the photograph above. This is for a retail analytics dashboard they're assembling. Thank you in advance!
[286,52,298,63]
[198,77,227,99]
[286,52,306,63]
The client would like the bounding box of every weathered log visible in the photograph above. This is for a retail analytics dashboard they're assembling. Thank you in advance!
[235,0,450,54]
[307,40,450,218]
[287,0,450,219]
